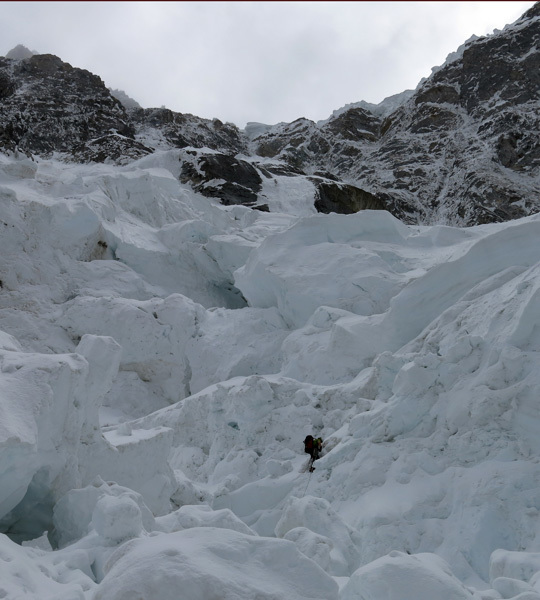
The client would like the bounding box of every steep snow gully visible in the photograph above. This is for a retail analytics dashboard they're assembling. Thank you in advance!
[1,148,540,599]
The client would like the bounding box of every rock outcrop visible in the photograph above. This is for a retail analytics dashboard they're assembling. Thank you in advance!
[128,108,246,154]
[179,150,263,207]
[0,54,141,161]
[312,179,387,214]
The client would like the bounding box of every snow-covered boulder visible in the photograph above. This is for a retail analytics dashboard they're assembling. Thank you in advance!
[340,551,475,600]
[275,495,362,576]
[91,495,143,544]
[490,550,540,587]
[282,527,333,572]
[0,533,94,600]
[492,576,538,598]
[154,504,255,536]
[94,527,339,600]
[52,478,155,548]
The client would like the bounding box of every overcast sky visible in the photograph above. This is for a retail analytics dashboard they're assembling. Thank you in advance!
[0,1,536,127]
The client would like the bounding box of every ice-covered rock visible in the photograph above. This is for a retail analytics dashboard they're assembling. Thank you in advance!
[281,526,333,572]
[266,458,293,478]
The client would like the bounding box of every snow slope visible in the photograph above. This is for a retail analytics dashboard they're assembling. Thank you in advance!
[1,148,540,599]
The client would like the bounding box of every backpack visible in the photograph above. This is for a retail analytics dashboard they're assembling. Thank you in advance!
[304,435,323,456]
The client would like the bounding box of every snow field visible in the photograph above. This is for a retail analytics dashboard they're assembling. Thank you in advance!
[1,151,540,598]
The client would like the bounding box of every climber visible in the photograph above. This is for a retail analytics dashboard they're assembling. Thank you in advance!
[303,435,323,472]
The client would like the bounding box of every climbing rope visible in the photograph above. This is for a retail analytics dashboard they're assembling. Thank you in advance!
[301,464,314,498]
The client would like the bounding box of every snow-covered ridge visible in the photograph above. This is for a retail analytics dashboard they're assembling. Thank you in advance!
[2,146,540,598]
[319,89,416,124]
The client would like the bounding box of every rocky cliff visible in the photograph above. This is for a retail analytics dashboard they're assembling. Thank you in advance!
[250,2,540,225]
[0,2,539,226]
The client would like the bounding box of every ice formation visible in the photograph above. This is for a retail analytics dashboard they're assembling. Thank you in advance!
[1,142,540,600]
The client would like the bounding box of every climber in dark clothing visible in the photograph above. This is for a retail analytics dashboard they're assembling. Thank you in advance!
[304,435,323,472]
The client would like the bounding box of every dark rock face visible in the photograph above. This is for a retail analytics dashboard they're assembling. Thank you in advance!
[323,107,380,142]
[250,3,540,225]
[253,118,317,172]
[180,151,262,206]
[129,108,246,154]
[71,134,154,165]
[0,55,137,159]
[0,52,246,168]
[0,71,16,100]
[312,180,387,214]
[374,3,540,224]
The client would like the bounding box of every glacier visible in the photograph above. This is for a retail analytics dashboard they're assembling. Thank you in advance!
[1,146,540,600]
